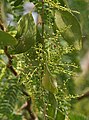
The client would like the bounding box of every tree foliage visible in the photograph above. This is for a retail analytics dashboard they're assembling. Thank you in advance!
[0,0,89,120]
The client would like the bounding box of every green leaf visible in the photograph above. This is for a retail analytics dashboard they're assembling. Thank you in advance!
[55,9,82,44]
[69,113,88,120]
[67,0,89,40]
[47,93,57,120]
[11,12,36,54]
[14,0,23,6]
[0,30,17,46]
[42,65,58,94]
[55,110,65,120]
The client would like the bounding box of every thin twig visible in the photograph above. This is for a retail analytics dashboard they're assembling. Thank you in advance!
[20,90,38,120]
[0,22,4,30]
[77,91,89,101]
[4,46,18,76]
[42,0,44,48]
[41,1,47,119]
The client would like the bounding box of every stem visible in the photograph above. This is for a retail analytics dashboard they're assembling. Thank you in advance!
[0,0,6,31]
[20,98,37,120]
[42,0,44,48]
[77,91,89,101]
[4,46,18,76]
[41,1,47,120]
